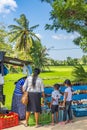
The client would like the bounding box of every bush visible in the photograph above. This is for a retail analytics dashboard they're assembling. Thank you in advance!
[72,64,87,82]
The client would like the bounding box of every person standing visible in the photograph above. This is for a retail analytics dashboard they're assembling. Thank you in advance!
[23,68,45,127]
[11,76,27,120]
[50,84,61,125]
[61,79,73,124]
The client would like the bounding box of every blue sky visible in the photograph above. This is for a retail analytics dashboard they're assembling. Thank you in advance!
[0,0,85,60]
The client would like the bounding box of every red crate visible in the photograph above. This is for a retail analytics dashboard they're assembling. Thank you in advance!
[0,112,19,129]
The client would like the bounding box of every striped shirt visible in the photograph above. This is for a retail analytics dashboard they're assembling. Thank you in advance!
[14,78,26,95]
[23,76,44,93]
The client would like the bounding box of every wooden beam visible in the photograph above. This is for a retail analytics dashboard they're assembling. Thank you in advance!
[4,56,32,66]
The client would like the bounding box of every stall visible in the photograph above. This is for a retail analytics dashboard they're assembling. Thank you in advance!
[0,51,32,129]
[0,51,31,107]
[44,85,87,119]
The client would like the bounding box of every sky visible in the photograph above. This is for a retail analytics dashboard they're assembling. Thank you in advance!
[0,0,86,60]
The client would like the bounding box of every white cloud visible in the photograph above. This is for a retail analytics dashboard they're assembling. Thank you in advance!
[52,32,80,40]
[52,35,62,40]
[0,0,17,14]
[36,33,42,39]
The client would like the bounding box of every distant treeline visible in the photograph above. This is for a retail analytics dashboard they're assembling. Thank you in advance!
[48,55,87,66]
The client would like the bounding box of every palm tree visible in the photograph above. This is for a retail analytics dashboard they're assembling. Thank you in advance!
[0,24,12,53]
[8,14,40,52]
[0,25,6,47]
[72,64,87,82]
[30,40,49,71]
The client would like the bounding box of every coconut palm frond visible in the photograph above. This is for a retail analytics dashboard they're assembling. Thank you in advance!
[9,31,23,43]
[30,24,39,31]
[15,32,26,50]
[72,64,87,81]
[8,25,22,30]
[14,14,29,29]
[30,32,40,41]
[8,14,39,52]
[27,36,33,48]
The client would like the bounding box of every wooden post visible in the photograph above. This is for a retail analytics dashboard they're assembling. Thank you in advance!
[0,51,5,105]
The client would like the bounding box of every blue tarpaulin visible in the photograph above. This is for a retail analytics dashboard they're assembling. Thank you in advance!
[4,66,9,75]
[44,87,54,94]
[44,85,87,102]
[73,107,87,117]
[59,85,87,92]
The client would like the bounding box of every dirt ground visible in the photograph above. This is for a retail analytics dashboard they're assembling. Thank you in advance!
[3,116,87,130]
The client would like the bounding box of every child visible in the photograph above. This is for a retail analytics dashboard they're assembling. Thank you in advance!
[51,84,61,125]
[61,79,73,124]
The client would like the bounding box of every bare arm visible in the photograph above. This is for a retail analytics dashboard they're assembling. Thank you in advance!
[63,92,68,107]
[22,86,25,92]
[22,78,28,92]
[42,92,45,98]
[50,97,54,108]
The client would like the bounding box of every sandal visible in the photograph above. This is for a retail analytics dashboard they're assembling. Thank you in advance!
[50,123,55,126]
[24,124,28,127]
[55,121,59,124]
[51,123,55,126]
[35,124,42,128]
[68,120,73,123]
[59,121,66,125]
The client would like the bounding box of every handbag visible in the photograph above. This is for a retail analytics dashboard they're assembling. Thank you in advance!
[21,91,28,105]
[21,84,29,105]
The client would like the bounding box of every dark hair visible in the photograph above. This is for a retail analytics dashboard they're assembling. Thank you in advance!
[34,68,40,75]
[54,83,60,90]
[64,79,71,86]
[32,68,40,88]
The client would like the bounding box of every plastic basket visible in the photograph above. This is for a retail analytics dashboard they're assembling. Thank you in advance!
[0,112,19,129]
[29,112,51,126]
[73,108,87,117]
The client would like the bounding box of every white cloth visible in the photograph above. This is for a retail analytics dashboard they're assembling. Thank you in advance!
[51,90,61,105]
[23,65,32,76]
[0,74,4,85]
[27,65,32,75]
[23,64,28,75]
[23,76,44,93]
[64,87,72,101]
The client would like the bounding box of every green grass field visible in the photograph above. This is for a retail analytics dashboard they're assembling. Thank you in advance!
[3,65,87,109]
[40,66,74,85]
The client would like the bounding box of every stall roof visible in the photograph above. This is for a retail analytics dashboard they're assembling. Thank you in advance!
[4,56,32,66]
[0,51,32,66]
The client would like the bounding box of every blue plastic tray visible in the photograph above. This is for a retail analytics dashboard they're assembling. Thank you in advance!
[73,108,87,117]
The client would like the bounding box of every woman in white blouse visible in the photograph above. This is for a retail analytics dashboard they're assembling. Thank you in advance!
[61,79,73,124]
[23,68,45,127]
